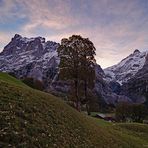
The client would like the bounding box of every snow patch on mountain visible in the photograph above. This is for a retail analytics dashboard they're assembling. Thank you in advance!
[104,49,148,84]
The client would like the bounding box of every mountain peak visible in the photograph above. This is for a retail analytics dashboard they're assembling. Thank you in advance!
[0,34,59,57]
[133,49,140,54]
[13,34,22,40]
[12,34,46,44]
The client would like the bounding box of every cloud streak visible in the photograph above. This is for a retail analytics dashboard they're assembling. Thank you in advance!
[0,0,147,68]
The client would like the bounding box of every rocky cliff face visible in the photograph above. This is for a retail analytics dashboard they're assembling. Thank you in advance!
[121,54,148,103]
[0,34,59,88]
[0,34,131,105]
[104,49,148,103]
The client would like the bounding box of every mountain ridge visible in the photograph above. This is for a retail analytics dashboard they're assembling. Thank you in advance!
[1,34,147,105]
[104,49,148,84]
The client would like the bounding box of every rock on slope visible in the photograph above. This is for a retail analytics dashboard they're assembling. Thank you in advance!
[0,34,131,105]
[104,49,147,84]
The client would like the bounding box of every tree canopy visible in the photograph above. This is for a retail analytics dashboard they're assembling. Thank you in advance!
[57,35,96,112]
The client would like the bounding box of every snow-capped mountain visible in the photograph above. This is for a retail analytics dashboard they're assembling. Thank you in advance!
[121,53,148,103]
[0,34,131,105]
[104,49,148,84]
[0,34,59,83]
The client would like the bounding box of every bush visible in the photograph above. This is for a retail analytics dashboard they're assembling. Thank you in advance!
[131,104,148,122]
[22,77,44,91]
[115,102,131,122]
[116,102,148,123]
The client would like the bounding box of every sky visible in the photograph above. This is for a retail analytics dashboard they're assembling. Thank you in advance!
[0,0,148,68]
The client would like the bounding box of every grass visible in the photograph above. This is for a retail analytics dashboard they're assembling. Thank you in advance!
[91,117,112,127]
[0,72,148,147]
[90,112,115,117]
[0,72,28,87]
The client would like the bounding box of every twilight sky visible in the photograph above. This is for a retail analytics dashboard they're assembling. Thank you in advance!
[0,0,148,68]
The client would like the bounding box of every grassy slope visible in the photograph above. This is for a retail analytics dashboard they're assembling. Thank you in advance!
[0,72,28,87]
[0,73,148,148]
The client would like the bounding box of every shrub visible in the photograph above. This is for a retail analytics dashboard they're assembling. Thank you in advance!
[116,102,148,123]
[22,77,44,91]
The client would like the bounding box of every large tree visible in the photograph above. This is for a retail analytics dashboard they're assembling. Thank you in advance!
[58,35,96,112]
[78,37,96,115]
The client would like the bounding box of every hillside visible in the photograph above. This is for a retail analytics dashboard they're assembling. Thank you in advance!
[0,73,148,147]
[0,72,28,87]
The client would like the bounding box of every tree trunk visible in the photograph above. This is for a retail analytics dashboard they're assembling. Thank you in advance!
[74,80,81,111]
[84,80,90,115]
[86,103,90,115]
